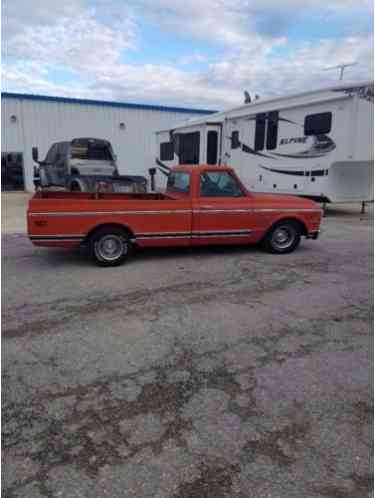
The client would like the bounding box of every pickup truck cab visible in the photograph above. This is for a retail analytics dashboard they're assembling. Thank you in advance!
[28,164,322,266]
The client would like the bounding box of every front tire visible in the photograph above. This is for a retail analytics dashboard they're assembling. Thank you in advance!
[89,227,131,266]
[262,221,301,254]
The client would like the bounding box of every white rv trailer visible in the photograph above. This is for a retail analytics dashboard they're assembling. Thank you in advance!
[155,81,374,203]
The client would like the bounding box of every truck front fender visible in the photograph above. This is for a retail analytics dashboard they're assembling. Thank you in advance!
[263,217,308,239]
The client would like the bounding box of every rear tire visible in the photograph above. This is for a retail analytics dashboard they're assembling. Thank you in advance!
[89,227,131,266]
[262,221,301,254]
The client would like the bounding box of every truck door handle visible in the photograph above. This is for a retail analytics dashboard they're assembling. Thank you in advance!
[201,205,213,209]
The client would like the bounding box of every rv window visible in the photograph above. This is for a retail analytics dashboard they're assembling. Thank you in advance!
[160,141,174,161]
[207,131,218,164]
[231,131,240,149]
[266,111,279,150]
[178,132,200,164]
[304,112,332,135]
[254,113,266,151]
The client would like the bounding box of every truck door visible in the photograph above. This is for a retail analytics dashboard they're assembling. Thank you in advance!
[137,169,193,248]
[192,169,254,245]
[42,144,61,186]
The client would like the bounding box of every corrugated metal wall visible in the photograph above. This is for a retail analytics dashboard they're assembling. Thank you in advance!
[1,97,208,191]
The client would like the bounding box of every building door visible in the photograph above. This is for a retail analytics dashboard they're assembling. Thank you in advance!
[1,152,25,191]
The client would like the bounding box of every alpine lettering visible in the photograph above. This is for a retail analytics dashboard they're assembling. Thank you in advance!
[280,137,308,145]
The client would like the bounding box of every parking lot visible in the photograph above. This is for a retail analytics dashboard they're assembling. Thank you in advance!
[2,193,373,498]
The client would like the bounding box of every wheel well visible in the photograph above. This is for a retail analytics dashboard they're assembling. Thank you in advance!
[69,177,89,192]
[265,217,308,238]
[70,180,81,191]
[84,223,135,244]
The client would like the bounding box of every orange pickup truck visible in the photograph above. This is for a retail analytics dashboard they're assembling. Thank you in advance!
[28,164,322,266]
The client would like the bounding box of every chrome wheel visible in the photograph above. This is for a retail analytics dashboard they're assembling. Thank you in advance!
[271,225,296,250]
[94,234,127,262]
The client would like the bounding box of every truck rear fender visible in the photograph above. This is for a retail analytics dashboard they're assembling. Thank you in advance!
[83,223,136,245]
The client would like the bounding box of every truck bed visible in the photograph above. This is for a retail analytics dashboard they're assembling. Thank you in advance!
[33,191,173,201]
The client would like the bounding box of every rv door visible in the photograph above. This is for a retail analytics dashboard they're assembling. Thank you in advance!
[176,129,202,165]
[206,125,222,165]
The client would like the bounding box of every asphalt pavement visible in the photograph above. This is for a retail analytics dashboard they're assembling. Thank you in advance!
[2,195,373,497]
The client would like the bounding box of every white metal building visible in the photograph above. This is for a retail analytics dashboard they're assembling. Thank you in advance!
[1,93,214,192]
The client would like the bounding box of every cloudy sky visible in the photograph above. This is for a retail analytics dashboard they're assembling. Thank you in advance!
[2,0,373,110]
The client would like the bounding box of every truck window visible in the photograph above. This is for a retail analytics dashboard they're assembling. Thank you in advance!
[45,144,58,164]
[207,131,218,164]
[160,141,174,161]
[61,142,70,157]
[166,172,190,193]
[71,142,112,160]
[178,132,200,164]
[200,171,244,197]
[304,112,332,135]
[55,143,66,162]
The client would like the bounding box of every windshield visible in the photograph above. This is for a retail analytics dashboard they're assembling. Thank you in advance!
[167,172,190,194]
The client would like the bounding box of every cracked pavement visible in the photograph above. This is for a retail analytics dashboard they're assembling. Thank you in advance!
[2,208,373,497]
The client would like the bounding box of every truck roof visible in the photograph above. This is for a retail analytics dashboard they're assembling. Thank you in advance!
[51,138,112,147]
[71,138,111,146]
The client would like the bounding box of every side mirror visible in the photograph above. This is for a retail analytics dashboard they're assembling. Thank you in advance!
[32,147,39,162]
[148,168,156,191]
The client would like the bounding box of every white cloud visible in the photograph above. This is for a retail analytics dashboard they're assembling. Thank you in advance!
[2,62,98,99]
[3,2,137,72]
[2,0,82,35]
[131,0,371,45]
[133,0,277,49]
[209,36,373,98]
[2,0,373,110]
[179,53,209,65]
